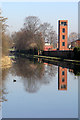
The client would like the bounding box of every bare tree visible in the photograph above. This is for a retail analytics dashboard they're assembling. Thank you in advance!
[13,16,45,51]
[0,10,10,56]
[39,23,50,42]
[48,30,57,48]
[69,32,78,43]
[13,16,57,51]
[39,22,57,48]
[24,16,40,34]
[78,33,80,39]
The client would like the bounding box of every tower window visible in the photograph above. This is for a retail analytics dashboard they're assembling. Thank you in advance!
[61,85,66,88]
[62,42,65,46]
[62,78,65,82]
[62,28,65,33]
[61,22,63,25]
[61,22,67,26]
[64,22,67,26]
[62,71,64,75]
[62,35,65,39]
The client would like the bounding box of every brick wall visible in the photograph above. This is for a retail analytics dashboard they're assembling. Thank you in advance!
[42,50,74,59]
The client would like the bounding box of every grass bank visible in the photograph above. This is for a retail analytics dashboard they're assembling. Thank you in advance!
[33,55,80,65]
[1,56,12,69]
[10,51,80,64]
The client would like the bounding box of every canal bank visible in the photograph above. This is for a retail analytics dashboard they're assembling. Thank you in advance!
[1,56,12,69]
[9,53,80,76]
[34,55,80,64]
[10,46,80,64]
[10,50,80,65]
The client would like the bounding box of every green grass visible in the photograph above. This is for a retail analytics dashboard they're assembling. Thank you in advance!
[34,55,61,60]
[9,53,80,64]
[9,56,15,59]
[9,48,15,51]
[34,55,80,64]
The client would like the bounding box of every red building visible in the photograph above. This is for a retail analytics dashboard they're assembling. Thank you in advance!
[44,43,53,51]
[58,67,67,90]
[58,20,68,50]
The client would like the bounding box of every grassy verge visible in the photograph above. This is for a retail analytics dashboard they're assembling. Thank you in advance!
[9,51,80,64]
[33,55,80,64]
[1,56,12,69]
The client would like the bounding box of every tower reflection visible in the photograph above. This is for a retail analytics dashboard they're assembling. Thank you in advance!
[58,67,67,90]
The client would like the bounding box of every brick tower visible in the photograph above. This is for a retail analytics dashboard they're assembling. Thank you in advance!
[58,67,67,90]
[58,20,68,50]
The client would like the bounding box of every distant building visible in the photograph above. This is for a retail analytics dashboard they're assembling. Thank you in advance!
[58,67,67,90]
[71,39,80,48]
[44,42,53,51]
[58,20,68,50]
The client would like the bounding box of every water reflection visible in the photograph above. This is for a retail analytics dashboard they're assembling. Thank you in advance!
[58,67,67,90]
[2,68,10,102]
[0,67,10,119]
[10,57,57,93]
[2,57,80,94]
[2,57,79,118]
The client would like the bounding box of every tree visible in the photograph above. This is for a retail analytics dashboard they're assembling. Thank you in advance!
[24,16,57,48]
[33,32,44,50]
[78,33,80,39]
[24,16,40,34]
[13,16,45,52]
[39,22,57,48]
[12,30,44,52]
[13,16,57,52]
[69,32,78,43]
[0,9,10,56]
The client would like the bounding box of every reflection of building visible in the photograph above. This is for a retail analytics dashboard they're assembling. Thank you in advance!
[69,69,74,73]
[58,67,67,90]
[58,20,68,50]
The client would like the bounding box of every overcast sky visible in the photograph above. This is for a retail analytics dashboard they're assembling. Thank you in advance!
[1,2,78,35]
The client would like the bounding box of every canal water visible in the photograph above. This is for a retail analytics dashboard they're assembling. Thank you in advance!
[1,57,80,118]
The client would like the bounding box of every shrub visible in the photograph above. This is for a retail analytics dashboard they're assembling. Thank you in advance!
[73,47,80,60]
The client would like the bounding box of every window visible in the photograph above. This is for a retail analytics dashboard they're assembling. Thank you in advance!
[62,78,65,82]
[62,71,64,75]
[62,42,65,46]
[61,22,63,25]
[62,35,65,39]
[62,28,65,33]
[61,22,67,26]
[61,85,66,89]
[64,22,67,26]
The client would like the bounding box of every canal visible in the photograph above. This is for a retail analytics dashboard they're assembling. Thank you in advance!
[1,57,80,118]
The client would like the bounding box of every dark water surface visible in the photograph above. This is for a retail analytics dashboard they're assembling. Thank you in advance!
[2,57,80,118]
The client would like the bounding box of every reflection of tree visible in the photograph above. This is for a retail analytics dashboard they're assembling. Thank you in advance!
[11,58,57,93]
[44,63,57,77]
[72,65,80,76]
[0,68,2,110]
[2,68,10,81]
[11,58,44,79]
[0,68,9,104]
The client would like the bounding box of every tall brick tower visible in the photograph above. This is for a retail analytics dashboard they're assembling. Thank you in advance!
[58,67,67,90]
[58,20,68,50]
